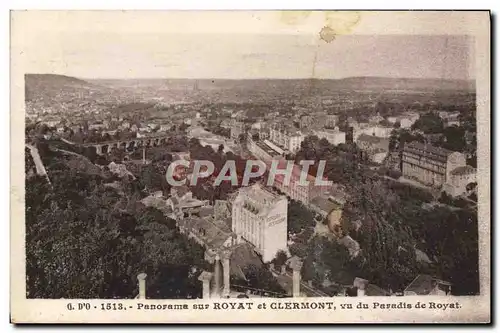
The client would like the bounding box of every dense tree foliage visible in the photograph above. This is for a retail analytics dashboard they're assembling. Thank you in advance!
[287,200,316,234]
[294,136,368,186]
[389,128,425,152]
[26,150,208,299]
[230,264,287,297]
[272,250,288,268]
[340,176,479,295]
[411,112,444,134]
[301,236,352,287]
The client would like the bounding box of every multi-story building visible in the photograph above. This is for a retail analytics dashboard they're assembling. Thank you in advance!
[299,115,314,129]
[231,184,288,262]
[387,112,420,129]
[443,165,477,197]
[356,134,390,164]
[325,114,339,129]
[247,137,283,162]
[368,114,384,125]
[402,141,467,187]
[353,124,392,141]
[269,124,305,153]
[272,161,331,205]
[230,120,246,140]
[438,111,461,127]
[314,129,346,146]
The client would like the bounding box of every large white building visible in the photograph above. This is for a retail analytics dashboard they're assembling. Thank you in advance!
[353,124,392,141]
[314,128,346,146]
[269,124,305,153]
[438,111,461,127]
[402,141,467,187]
[271,160,331,205]
[232,184,288,262]
[388,112,420,129]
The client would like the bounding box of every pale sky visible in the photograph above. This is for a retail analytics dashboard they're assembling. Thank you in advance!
[13,11,477,80]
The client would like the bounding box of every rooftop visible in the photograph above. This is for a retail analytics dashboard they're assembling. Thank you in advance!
[238,183,283,204]
[404,274,452,295]
[255,140,281,157]
[450,165,476,176]
[180,215,233,249]
[404,141,453,159]
[310,195,341,214]
[357,134,390,148]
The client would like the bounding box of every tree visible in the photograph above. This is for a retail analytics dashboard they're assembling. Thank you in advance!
[272,250,288,268]
[26,154,207,299]
[238,133,246,144]
[287,200,315,234]
[411,112,444,134]
[441,125,466,152]
[241,264,286,295]
[466,182,477,193]
[179,122,190,132]
[341,178,419,292]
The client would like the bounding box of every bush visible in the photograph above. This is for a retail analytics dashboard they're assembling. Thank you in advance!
[386,169,402,179]
[289,243,308,259]
[390,181,433,203]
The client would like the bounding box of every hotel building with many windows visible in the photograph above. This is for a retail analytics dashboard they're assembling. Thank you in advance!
[402,141,467,187]
[231,184,288,263]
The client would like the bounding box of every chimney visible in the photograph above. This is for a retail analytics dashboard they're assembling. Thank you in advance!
[137,273,147,299]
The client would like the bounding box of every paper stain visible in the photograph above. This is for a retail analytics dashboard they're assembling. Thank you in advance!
[320,11,362,43]
[278,11,362,43]
[279,11,311,26]
[277,11,363,82]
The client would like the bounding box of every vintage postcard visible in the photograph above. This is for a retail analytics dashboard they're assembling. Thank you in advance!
[10,10,490,323]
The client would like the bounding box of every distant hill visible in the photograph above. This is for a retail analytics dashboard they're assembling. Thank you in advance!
[334,76,475,92]
[25,74,114,102]
[25,73,475,106]
[92,76,475,93]
[26,74,93,87]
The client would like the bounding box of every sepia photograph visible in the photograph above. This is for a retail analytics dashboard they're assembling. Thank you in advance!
[10,10,490,323]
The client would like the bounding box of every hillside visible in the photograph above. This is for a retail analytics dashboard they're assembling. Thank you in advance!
[25,73,475,106]
[26,74,93,87]
[25,73,116,102]
[92,77,475,105]
[92,76,475,92]
[335,76,475,92]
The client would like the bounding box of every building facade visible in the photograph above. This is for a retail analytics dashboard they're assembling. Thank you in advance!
[444,165,477,197]
[272,161,331,205]
[353,125,392,141]
[402,141,467,187]
[438,111,461,127]
[356,134,390,164]
[269,124,305,153]
[314,129,346,146]
[247,136,282,163]
[231,184,288,262]
[299,115,314,129]
[230,120,246,140]
[325,114,339,129]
